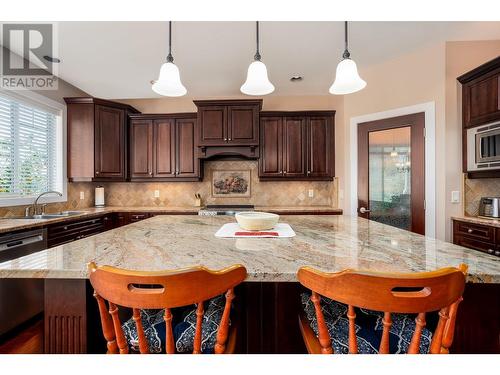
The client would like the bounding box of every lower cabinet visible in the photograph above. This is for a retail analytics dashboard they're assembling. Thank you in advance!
[452,219,500,257]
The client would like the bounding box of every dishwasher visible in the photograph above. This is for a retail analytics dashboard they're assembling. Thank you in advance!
[0,228,46,336]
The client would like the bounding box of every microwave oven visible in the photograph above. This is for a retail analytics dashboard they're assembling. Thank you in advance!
[467,121,500,171]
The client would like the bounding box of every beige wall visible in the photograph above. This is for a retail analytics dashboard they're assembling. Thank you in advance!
[445,41,500,239]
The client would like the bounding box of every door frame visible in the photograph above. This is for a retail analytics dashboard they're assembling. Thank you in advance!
[349,102,436,238]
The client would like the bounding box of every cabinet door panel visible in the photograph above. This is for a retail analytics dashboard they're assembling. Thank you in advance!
[228,105,259,145]
[308,117,333,178]
[464,74,500,127]
[153,119,175,177]
[199,106,227,145]
[283,117,306,177]
[130,120,153,179]
[259,117,283,177]
[176,118,198,177]
[94,105,125,179]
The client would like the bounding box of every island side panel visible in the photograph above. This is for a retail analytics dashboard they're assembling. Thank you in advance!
[44,279,87,354]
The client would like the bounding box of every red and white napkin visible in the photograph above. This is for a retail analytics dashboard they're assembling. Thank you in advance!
[215,223,296,238]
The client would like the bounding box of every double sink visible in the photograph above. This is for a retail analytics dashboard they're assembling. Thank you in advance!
[6,211,84,220]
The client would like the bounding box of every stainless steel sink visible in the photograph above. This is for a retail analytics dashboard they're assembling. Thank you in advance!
[3,211,85,220]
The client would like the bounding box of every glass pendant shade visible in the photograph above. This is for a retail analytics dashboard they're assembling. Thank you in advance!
[240,60,275,96]
[329,58,366,95]
[152,62,187,97]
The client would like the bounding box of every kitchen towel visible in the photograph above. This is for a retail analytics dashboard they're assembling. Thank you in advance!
[215,223,296,238]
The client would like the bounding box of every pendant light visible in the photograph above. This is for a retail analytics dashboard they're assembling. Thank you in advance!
[240,21,275,96]
[151,21,187,97]
[390,131,398,157]
[329,21,366,95]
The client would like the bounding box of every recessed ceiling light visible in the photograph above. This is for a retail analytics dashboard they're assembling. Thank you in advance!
[43,55,61,63]
[290,76,303,82]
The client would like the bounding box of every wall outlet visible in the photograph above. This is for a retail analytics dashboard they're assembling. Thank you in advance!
[451,190,460,203]
[79,191,85,200]
[308,189,314,198]
[154,190,160,198]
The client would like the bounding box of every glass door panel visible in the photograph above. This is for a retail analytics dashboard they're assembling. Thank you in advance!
[368,126,411,231]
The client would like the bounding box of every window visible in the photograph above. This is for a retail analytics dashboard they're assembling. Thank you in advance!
[0,91,66,206]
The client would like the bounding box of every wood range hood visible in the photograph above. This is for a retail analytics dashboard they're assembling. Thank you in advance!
[194,99,262,160]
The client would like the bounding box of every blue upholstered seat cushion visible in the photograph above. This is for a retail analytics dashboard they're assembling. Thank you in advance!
[300,293,434,354]
[122,294,227,354]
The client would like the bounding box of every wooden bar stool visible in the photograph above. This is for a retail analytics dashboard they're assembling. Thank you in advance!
[297,264,467,354]
[88,262,247,354]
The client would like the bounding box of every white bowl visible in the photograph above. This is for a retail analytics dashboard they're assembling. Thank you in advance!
[235,211,279,231]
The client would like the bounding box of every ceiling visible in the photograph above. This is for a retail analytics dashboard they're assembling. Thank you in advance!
[5,21,500,99]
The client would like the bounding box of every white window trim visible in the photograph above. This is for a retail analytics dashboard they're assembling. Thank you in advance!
[348,101,436,238]
[0,89,67,207]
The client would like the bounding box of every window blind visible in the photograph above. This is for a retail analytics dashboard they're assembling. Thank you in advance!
[0,94,58,197]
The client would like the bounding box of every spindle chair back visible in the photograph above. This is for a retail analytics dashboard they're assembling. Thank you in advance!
[297,264,467,354]
[88,262,247,354]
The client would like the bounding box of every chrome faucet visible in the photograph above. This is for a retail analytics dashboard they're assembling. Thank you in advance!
[30,191,63,216]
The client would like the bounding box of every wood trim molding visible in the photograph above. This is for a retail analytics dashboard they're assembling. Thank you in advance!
[193,99,263,109]
[260,110,336,117]
[457,56,500,84]
[128,112,197,120]
[64,97,140,113]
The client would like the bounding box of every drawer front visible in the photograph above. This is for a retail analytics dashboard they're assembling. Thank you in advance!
[129,213,150,222]
[48,217,105,247]
[453,220,496,242]
[454,235,496,256]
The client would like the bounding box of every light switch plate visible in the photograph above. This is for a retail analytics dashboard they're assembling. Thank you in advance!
[308,189,314,198]
[451,190,460,203]
[79,191,84,200]
[154,190,160,198]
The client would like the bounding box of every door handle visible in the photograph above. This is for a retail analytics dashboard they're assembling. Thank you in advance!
[359,207,371,214]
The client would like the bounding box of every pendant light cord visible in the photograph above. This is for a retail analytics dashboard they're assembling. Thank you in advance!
[167,21,174,63]
[254,21,261,61]
[342,21,351,59]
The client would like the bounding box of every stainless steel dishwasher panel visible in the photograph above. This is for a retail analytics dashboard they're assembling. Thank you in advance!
[0,228,46,336]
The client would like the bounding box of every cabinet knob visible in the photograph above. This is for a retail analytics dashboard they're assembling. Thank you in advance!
[467,228,473,233]
[283,171,287,174]
[224,138,227,141]
[228,138,232,141]
[149,172,152,176]
[63,226,68,230]
[488,249,494,254]
[95,171,99,175]
[494,250,500,256]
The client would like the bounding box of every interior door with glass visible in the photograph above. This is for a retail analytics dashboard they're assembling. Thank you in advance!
[357,112,425,235]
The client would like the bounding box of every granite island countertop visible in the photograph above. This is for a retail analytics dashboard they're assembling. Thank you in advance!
[0,215,498,283]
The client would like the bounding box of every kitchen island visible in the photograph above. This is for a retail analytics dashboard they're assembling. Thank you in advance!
[0,215,499,353]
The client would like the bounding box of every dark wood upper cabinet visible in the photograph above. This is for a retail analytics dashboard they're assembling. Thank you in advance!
[307,116,334,178]
[260,117,283,177]
[65,97,139,182]
[458,56,500,129]
[198,105,227,145]
[458,56,500,179]
[283,117,306,177]
[259,111,335,181]
[153,119,175,178]
[176,117,198,177]
[194,100,262,156]
[228,105,260,145]
[129,113,200,181]
[129,119,153,179]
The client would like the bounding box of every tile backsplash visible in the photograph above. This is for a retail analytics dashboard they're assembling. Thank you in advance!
[464,177,500,216]
[0,161,338,217]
